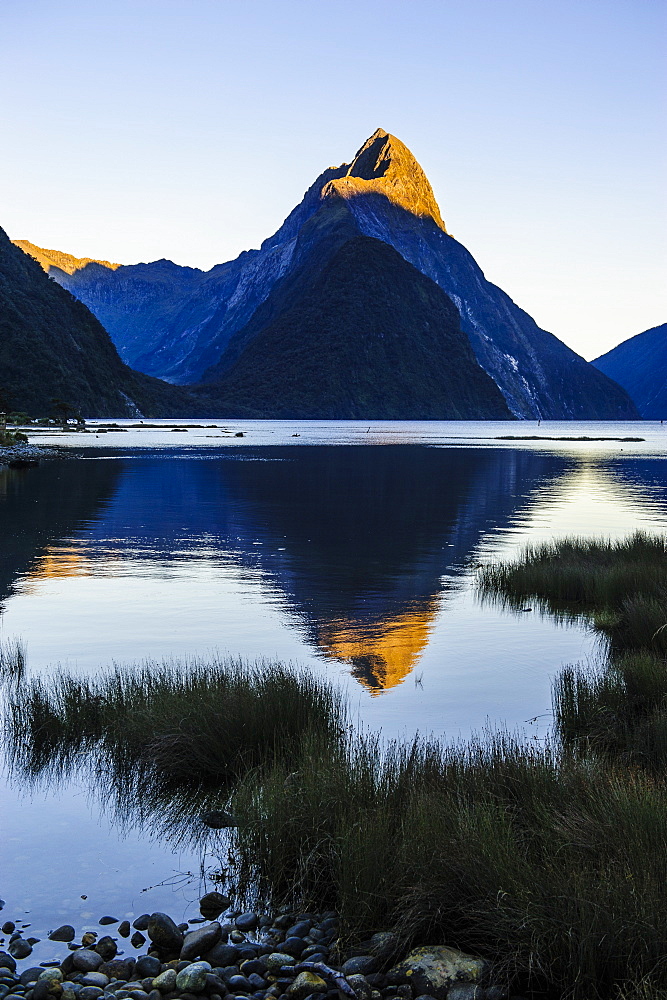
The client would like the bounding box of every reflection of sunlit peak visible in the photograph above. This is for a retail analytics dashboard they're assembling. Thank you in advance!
[30,546,92,580]
[317,599,439,694]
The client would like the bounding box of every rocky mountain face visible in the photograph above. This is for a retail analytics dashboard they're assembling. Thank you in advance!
[16,130,638,419]
[321,129,447,229]
[315,132,635,418]
[0,228,192,417]
[195,220,512,419]
[593,324,667,418]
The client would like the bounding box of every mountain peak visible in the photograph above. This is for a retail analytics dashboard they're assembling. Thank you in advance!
[320,129,447,232]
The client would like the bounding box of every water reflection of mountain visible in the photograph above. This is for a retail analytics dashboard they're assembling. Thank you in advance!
[211,447,569,691]
[15,446,570,692]
[0,459,121,612]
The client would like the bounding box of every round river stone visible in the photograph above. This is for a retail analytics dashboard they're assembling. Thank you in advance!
[175,962,211,993]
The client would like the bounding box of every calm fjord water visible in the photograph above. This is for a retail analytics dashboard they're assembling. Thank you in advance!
[2,420,667,955]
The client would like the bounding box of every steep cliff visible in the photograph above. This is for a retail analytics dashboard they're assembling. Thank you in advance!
[196,217,512,419]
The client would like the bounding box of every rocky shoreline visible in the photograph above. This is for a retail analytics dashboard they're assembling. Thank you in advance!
[0,444,65,468]
[0,897,524,1000]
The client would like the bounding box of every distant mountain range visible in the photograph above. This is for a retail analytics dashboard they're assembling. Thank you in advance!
[593,324,667,419]
[0,226,189,417]
[11,129,641,419]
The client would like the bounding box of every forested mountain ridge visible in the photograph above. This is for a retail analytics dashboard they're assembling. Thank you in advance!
[593,324,667,418]
[12,241,121,275]
[0,227,193,417]
[194,221,513,419]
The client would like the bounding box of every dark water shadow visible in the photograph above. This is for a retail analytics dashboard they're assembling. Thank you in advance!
[0,458,123,612]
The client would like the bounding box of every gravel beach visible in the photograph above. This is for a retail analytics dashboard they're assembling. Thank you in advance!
[0,444,66,468]
[0,897,519,1000]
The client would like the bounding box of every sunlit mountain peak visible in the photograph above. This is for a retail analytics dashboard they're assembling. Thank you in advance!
[321,128,447,232]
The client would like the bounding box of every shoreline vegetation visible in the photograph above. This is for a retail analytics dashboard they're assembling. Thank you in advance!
[493,435,644,442]
[2,534,667,997]
[479,532,667,768]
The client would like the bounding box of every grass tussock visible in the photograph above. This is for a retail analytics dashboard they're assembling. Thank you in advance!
[480,532,667,768]
[554,654,667,765]
[478,532,667,624]
[228,730,667,998]
[4,656,346,832]
[0,638,26,687]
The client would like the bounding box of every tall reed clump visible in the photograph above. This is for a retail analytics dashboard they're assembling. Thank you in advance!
[479,532,667,767]
[554,653,667,766]
[3,656,347,831]
[0,638,26,688]
[228,731,667,998]
[478,532,667,630]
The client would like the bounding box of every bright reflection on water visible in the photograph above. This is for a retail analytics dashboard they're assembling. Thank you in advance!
[1,429,667,955]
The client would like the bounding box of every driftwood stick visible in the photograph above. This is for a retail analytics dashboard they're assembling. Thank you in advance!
[279,962,357,998]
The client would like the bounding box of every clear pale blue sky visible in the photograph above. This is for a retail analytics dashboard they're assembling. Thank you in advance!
[1,0,665,359]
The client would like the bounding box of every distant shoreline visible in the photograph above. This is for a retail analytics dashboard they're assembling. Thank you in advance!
[0,442,65,467]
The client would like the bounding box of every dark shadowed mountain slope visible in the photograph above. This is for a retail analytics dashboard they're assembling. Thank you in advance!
[16,130,638,419]
[0,229,193,417]
[12,242,203,377]
[196,221,512,419]
[13,241,298,385]
[592,324,667,419]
